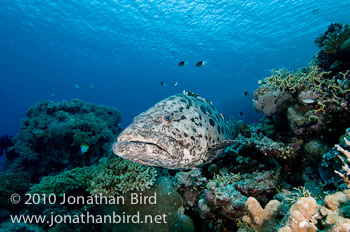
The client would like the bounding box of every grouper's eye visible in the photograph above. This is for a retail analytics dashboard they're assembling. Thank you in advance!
[162,115,172,124]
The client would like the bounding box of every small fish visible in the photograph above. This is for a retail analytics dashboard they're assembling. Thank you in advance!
[81,144,89,153]
[174,81,178,86]
[312,8,320,14]
[178,61,187,66]
[301,99,316,104]
[196,61,205,67]
[243,91,249,96]
[239,112,243,116]
[220,113,225,120]
[75,84,80,89]
[113,91,240,169]
[90,84,95,88]
[160,81,167,87]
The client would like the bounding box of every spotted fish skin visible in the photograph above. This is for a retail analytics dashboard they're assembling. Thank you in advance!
[113,91,239,169]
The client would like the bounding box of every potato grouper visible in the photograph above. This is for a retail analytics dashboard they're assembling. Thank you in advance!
[113,91,240,169]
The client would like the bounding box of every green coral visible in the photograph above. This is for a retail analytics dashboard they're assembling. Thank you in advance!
[212,172,241,186]
[29,166,96,196]
[30,157,157,197]
[89,157,158,196]
[0,172,31,208]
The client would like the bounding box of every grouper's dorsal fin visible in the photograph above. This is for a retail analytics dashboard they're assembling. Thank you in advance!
[208,139,237,151]
[183,90,214,105]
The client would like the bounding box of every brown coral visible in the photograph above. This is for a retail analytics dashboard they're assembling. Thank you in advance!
[242,197,281,232]
[279,197,319,232]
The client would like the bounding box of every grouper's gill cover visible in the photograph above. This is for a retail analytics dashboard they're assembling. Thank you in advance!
[113,91,239,169]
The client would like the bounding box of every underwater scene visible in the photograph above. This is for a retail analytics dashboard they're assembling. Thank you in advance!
[1,0,350,231]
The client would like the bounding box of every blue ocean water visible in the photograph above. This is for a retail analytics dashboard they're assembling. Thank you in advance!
[1,0,350,136]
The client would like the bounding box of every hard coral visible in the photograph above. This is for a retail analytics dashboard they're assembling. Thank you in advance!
[334,137,350,188]
[253,84,294,116]
[199,184,247,222]
[314,23,350,71]
[0,172,31,212]
[279,197,319,232]
[320,189,350,230]
[89,157,157,196]
[242,197,281,232]
[30,157,157,197]
[173,169,207,209]
[6,99,122,180]
[29,166,96,196]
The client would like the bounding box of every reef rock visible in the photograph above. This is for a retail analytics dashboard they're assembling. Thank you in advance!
[99,176,194,232]
[253,84,294,116]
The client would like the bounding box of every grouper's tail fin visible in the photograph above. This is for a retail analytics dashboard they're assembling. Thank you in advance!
[228,116,240,139]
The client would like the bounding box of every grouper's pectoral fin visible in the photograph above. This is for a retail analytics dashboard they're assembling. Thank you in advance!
[208,139,238,151]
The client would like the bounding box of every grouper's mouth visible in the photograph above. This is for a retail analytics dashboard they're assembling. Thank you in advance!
[114,129,184,160]
[112,140,173,167]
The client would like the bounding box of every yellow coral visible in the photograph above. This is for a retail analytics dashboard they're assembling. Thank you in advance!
[265,65,350,114]
[212,172,241,186]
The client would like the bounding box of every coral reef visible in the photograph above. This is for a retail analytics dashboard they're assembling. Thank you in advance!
[314,23,350,72]
[242,197,281,232]
[279,197,319,232]
[89,156,157,196]
[198,184,247,231]
[29,165,96,196]
[319,127,350,186]
[3,23,350,232]
[242,191,350,231]
[6,99,122,180]
[0,172,31,220]
[99,177,195,232]
[334,136,350,188]
[30,156,157,197]
[253,84,294,116]
[0,135,13,157]
[173,169,207,209]
[320,190,350,230]
[0,222,45,232]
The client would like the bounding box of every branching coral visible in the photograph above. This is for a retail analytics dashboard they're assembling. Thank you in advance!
[242,197,281,232]
[30,166,96,196]
[212,172,241,186]
[334,137,350,188]
[30,157,157,197]
[89,157,157,196]
[264,65,350,114]
[265,65,331,94]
